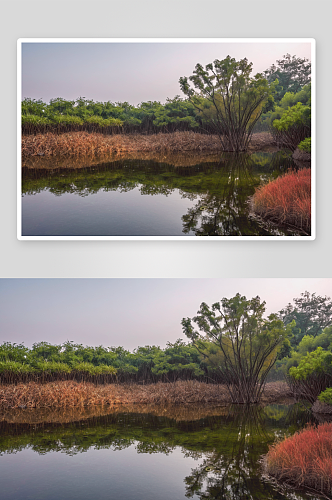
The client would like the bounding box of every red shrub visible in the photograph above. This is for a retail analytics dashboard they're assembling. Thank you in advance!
[265,422,332,496]
[253,168,311,233]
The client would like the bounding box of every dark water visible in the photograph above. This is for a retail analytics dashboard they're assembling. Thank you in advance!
[0,403,320,500]
[21,151,304,237]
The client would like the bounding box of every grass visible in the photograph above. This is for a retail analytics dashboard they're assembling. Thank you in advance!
[252,168,311,233]
[264,422,332,498]
[0,380,290,409]
[21,131,275,157]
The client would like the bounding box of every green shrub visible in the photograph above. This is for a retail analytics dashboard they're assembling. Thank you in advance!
[298,137,311,153]
[318,387,332,405]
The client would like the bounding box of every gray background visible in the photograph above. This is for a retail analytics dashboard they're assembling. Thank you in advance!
[1,0,329,278]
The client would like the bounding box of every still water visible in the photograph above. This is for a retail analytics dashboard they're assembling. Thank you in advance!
[21,151,304,237]
[0,403,320,500]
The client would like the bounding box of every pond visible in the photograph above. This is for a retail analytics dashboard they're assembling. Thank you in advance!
[0,403,320,500]
[21,151,305,237]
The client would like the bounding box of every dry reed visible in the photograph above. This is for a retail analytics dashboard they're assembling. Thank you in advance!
[0,380,291,410]
[21,131,276,157]
[264,422,332,498]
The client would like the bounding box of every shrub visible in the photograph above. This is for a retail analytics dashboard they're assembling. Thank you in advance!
[287,347,332,402]
[265,422,332,497]
[318,388,332,405]
[298,137,311,153]
[252,168,311,233]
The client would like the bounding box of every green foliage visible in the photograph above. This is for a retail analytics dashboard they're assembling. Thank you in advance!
[182,293,290,403]
[264,53,311,101]
[298,137,311,153]
[272,102,310,132]
[0,342,29,362]
[179,55,274,151]
[289,347,332,381]
[153,96,199,130]
[21,114,50,126]
[279,291,332,347]
[22,96,200,135]
[257,83,311,137]
[21,98,47,116]
[318,387,332,405]
[0,339,208,384]
[275,325,332,384]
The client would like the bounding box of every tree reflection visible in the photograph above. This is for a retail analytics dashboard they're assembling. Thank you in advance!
[183,405,305,500]
[181,153,264,235]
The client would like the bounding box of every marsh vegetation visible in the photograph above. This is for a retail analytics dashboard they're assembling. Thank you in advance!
[21,54,312,236]
[1,290,332,498]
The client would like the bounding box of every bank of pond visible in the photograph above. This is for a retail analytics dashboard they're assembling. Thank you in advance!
[21,150,311,237]
[0,402,328,500]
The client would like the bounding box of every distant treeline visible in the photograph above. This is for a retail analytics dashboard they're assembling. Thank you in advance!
[21,96,209,136]
[0,340,225,385]
[21,84,310,149]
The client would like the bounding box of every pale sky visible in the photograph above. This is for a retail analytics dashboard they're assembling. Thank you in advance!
[0,278,330,350]
[21,41,312,106]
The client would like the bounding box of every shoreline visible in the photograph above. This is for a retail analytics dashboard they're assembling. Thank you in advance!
[0,380,292,412]
[22,131,277,158]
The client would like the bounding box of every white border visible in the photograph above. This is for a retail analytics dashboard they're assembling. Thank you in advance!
[17,38,316,241]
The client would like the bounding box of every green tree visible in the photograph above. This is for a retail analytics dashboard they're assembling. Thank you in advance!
[288,347,332,402]
[179,56,273,152]
[182,293,290,404]
[264,53,311,102]
[279,291,332,346]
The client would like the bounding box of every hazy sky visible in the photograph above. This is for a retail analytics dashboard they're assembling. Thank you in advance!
[21,41,312,105]
[0,278,330,350]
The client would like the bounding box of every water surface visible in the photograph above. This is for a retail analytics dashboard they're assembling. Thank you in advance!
[22,151,304,236]
[0,403,319,500]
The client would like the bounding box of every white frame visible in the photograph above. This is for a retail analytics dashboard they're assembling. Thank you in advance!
[17,38,316,240]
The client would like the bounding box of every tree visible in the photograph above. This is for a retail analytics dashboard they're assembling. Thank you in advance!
[179,56,273,152]
[182,293,290,404]
[264,53,311,102]
[272,101,311,150]
[279,291,332,346]
[288,347,332,402]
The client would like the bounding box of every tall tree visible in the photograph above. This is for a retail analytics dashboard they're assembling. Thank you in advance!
[264,53,311,102]
[182,293,289,404]
[279,291,332,346]
[179,56,273,152]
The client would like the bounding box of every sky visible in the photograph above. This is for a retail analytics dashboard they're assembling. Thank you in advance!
[21,41,312,106]
[0,278,330,351]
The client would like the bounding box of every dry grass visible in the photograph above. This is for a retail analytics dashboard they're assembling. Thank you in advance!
[0,380,291,410]
[252,168,311,233]
[21,131,276,157]
[265,422,332,498]
[22,131,222,157]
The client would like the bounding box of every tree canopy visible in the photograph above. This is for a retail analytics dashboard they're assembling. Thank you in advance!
[179,56,274,152]
[279,291,332,346]
[182,293,290,403]
[264,53,311,101]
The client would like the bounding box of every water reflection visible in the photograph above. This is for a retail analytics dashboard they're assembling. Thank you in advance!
[0,404,318,499]
[22,151,303,237]
[183,405,313,500]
